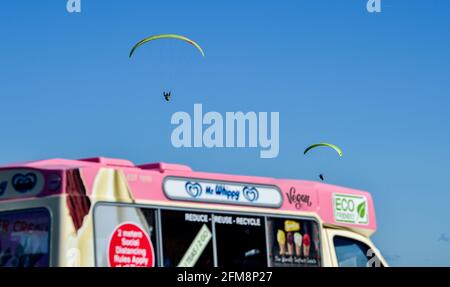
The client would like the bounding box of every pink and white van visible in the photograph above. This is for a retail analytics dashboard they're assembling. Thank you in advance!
[0,157,387,267]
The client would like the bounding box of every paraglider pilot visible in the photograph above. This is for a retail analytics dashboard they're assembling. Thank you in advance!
[163,91,171,101]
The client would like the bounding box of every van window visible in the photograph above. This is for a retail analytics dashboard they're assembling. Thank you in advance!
[334,236,382,267]
[0,208,50,267]
[266,217,321,267]
[214,214,267,267]
[94,205,158,267]
[94,203,324,268]
[160,210,214,267]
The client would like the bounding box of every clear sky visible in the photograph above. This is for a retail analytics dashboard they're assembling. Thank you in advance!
[1,0,450,266]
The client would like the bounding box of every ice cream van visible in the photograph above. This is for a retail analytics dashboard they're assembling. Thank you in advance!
[0,157,387,267]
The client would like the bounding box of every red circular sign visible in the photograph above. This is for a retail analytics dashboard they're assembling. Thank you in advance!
[108,222,154,267]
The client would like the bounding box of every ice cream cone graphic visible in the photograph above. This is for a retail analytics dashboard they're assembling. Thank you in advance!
[65,168,147,266]
[303,233,311,258]
[91,168,135,203]
[277,229,286,256]
[287,232,294,256]
[294,232,302,257]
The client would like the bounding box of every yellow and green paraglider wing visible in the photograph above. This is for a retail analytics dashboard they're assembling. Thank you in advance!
[304,143,343,157]
[129,34,205,58]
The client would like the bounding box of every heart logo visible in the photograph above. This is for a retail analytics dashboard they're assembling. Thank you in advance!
[12,173,37,193]
[243,186,259,202]
[185,182,202,198]
[0,181,7,196]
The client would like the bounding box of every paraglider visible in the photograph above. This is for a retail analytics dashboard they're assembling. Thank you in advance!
[163,91,171,102]
[129,34,205,100]
[304,143,343,182]
[129,34,205,58]
[303,143,343,157]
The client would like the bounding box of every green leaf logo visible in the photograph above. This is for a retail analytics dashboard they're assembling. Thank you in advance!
[357,202,366,218]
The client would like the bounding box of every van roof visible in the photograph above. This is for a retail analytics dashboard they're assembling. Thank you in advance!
[0,157,377,236]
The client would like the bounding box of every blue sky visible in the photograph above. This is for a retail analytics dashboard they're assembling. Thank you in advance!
[1,0,450,266]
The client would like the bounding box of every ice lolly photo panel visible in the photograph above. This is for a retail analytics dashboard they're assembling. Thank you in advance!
[268,218,321,267]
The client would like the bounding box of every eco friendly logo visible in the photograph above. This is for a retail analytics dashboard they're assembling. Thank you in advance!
[333,193,369,225]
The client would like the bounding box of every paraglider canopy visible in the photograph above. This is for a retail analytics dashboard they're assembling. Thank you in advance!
[129,34,205,58]
[303,143,343,157]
